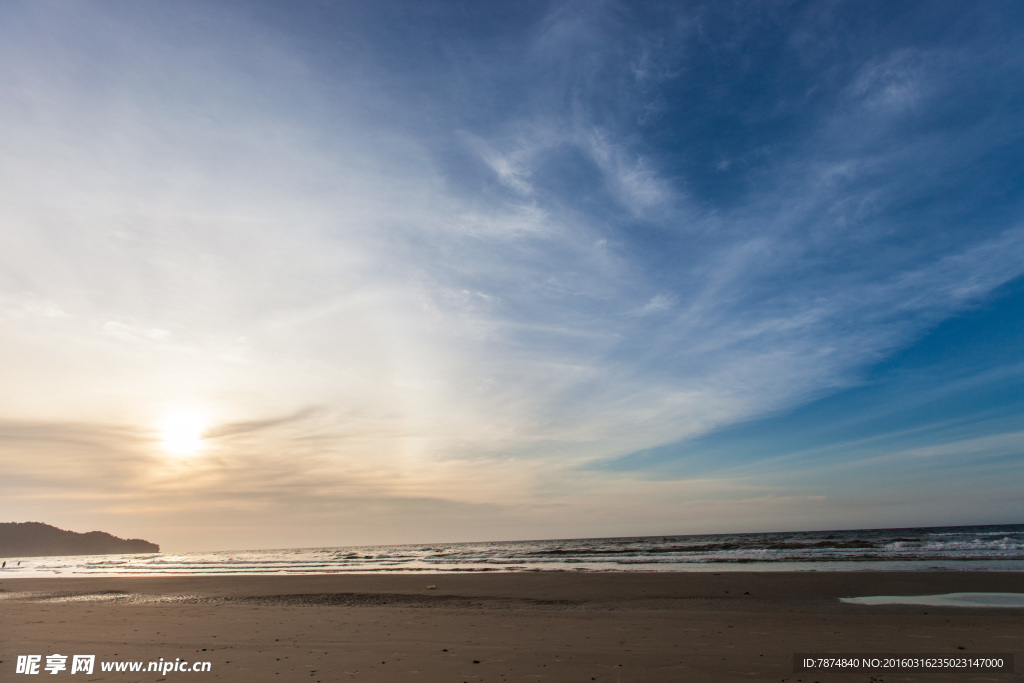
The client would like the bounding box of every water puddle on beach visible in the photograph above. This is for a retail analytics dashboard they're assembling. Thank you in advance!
[842,592,1024,608]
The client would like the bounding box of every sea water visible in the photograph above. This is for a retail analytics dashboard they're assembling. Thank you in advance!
[4,523,1023,577]
[841,592,1024,607]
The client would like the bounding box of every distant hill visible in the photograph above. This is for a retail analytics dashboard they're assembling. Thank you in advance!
[0,522,159,558]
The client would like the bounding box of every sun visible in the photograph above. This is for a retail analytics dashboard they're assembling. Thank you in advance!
[159,413,206,455]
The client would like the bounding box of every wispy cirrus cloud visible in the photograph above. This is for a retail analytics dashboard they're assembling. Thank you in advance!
[1,0,1022,546]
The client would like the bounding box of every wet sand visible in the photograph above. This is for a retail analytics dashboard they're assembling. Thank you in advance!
[2,571,1022,681]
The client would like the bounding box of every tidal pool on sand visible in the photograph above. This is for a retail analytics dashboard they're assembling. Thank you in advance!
[841,592,1024,607]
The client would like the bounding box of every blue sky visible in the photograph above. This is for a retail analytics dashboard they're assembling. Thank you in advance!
[0,0,1021,550]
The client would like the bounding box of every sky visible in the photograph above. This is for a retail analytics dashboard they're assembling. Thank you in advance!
[1,0,1022,552]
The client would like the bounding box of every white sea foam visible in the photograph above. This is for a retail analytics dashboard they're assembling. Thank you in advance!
[2,524,1022,577]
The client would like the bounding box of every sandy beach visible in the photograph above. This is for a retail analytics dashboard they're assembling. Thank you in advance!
[1,571,1022,681]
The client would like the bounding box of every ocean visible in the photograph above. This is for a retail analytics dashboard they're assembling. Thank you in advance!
[5,524,1023,577]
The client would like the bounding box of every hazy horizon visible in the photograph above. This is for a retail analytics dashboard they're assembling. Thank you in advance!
[2,1,1022,553]
[6,519,1024,557]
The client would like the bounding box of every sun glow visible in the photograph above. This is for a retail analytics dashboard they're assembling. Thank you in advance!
[159,413,206,455]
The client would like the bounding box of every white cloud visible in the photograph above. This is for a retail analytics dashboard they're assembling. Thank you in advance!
[1,0,1022,546]
[847,50,930,113]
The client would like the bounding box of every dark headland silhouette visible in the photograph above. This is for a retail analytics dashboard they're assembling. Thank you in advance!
[0,522,159,558]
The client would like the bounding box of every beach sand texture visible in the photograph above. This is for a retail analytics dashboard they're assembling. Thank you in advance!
[2,572,1022,681]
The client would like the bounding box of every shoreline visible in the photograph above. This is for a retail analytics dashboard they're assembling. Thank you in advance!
[5,559,1024,580]
[3,572,1022,681]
